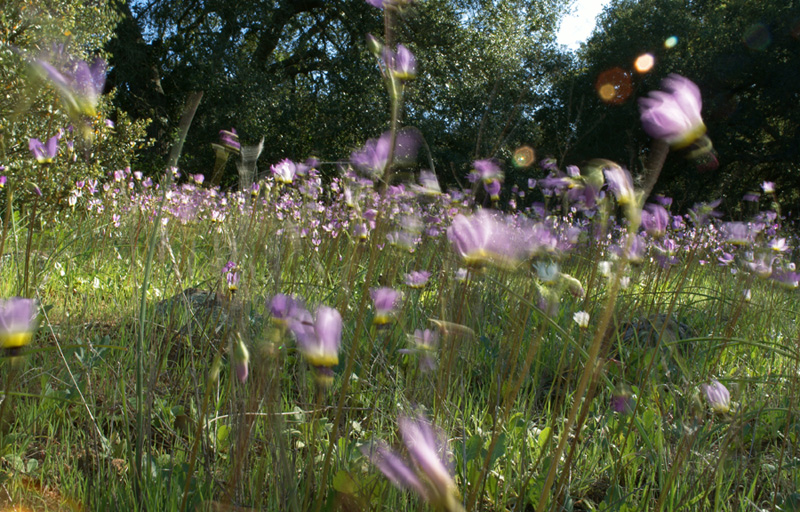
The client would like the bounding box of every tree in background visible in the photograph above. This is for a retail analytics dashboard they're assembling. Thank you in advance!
[0,0,149,214]
[538,0,800,214]
[107,0,568,186]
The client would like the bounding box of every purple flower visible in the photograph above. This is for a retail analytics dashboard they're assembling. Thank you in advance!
[717,252,735,266]
[371,287,403,325]
[721,222,759,246]
[771,267,799,289]
[365,0,415,9]
[701,380,730,414]
[218,128,240,153]
[350,130,420,178]
[269,294,303,326]
[388,44,417,80]
[233,336,250,383]
[29,136,59,164]
[289,305,343,386]
[483,179,501,201]
[33,50,106,118]
[271,159,297,184]
[744,252,774,279]
[603,163,636,206]
[447,210,531,269]
[0,298,38,350]
[362,413,462,512]
[469,159,502,183]
[641,204,670,238]
[611,384,634,415]
[639,74,705,149]
[0,176,6,189]
[407,329,439,371]
[537,173,571,196]
[769,238,789,253]
[404,270,431,288]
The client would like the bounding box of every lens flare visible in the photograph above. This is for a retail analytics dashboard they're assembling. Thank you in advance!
[595,67,632,105]
[664,36,678,49]
[513,146,535,168]
[634,53,654,73]
[743,23,771,50]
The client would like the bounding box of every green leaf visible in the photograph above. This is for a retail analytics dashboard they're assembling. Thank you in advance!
[333,470,357,495]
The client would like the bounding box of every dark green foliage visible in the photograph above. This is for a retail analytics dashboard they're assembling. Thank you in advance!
[538,0,800,214]
[107,0,567,185]
[0,1,149,215]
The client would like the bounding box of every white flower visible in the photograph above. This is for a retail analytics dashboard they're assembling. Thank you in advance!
[573,311,590,328]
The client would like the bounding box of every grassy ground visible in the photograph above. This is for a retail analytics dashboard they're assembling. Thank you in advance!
[0,173,798,512]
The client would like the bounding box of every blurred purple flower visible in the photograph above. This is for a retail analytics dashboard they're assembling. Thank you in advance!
[603,163,636,206]
[32,49,106,118]
[269,294,303,326]
[611,384,634,415]
[717,252,735,266]
[701,380,730,414]
[721,222,759,246]
[404,270,431,288]
[29,136,59,164]
[271,159,297,184]
[772,267,799,289]
[0,298,38,351]
[218,128,240,153]
[537,173,570,196]
[412,170,442,196]
[407,329,439,371]
[483,179,501,200]
[744,252,774,278]
[351,130,420,178]
[653,195,673,207]
[641,204,670,238]
[389,44,417,80]
[289,305,343,386]
[233,336,250,383]
[639,74,705,148]
[362,412,463,512]
[371,287,403,325]
[469,159,502,183]
[447,210,531,269]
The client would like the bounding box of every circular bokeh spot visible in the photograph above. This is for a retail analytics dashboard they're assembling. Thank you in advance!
[743,23,771,50]
[634,53,654,73]
[595,67,633,104]
[664,36,678,49]
[513,146,535,168]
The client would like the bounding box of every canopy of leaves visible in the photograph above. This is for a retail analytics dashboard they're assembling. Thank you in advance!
[108,0,568,185]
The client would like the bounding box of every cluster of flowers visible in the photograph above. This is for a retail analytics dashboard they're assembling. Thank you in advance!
[4,33,786,508]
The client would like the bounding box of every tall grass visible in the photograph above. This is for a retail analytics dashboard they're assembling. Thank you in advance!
[0,163,798,511]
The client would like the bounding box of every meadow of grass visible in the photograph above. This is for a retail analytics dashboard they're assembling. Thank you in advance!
[0,151,799,512]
